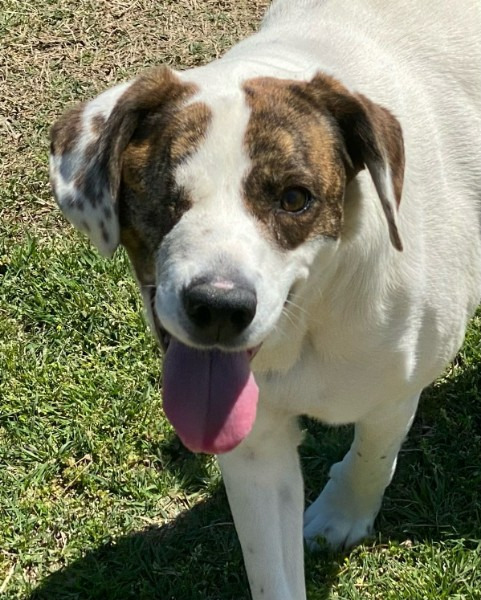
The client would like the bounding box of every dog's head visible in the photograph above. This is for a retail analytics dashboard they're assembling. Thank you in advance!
[50,66,404,453]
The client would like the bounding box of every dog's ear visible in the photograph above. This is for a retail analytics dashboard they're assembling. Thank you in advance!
[49,67,191,256]
[308,74,405,251]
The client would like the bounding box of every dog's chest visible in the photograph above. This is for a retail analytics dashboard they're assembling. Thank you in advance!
[255,333,414,425]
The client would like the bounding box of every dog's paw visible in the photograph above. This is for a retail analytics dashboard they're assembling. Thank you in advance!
[303,478,380,551]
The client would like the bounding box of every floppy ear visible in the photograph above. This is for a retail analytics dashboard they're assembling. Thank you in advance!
[49,67,191,256]
[308,74,405,251]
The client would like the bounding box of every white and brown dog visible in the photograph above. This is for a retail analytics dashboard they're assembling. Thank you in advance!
[50,1,481,598]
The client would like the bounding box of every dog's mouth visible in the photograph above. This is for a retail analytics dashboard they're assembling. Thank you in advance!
[148,288,261,455]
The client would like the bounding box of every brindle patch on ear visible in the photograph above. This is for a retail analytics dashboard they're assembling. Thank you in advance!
[169,103,213,163]
[50,67,204,257]
[119,100,211,285]
[307,73,404,248]
[243,77,347,250]
[307,73,404,206]
[50,103,86,156]
[122,141,152,194]
[91,114,107,136]
[355,93,404,208]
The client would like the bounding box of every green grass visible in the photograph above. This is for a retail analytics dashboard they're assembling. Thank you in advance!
[1,1,480,598]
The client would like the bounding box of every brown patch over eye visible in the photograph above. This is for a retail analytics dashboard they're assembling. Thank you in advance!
[242,77,346,250]
[119,99,211,284]
[169,103,212,163]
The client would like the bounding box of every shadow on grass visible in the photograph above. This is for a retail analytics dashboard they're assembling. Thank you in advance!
[378,360,481,545]
[29,486,244,600]
[30,361,480,599]
[29,435,339,600]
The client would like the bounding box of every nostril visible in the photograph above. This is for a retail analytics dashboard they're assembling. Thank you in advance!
[232,310,247,329]
[231,304,255,330]
[188,304,212,328]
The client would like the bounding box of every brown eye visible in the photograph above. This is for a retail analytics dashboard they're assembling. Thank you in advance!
[279,187,312,213]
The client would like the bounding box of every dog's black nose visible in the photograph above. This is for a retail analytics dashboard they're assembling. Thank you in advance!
[183,277,257,343]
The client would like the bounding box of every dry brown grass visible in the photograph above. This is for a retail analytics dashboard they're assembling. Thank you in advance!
[0,0,269,234]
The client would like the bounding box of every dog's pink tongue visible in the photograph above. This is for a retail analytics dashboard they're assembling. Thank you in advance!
[162,339,259,454]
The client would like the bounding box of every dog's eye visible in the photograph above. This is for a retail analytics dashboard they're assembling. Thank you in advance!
[279,187,312,213]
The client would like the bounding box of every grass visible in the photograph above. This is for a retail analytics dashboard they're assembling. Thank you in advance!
[0,0,480,598]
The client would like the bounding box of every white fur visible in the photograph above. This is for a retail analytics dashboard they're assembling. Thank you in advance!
[51,1,481,598]
[172,2,481,598]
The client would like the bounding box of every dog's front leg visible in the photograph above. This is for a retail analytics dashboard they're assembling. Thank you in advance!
[304,393,420,550]
[218,406,306,600]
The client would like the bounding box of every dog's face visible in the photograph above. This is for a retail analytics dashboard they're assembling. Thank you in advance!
[132,74,356,355]
[50,66,403,353]
[50,66,404,453]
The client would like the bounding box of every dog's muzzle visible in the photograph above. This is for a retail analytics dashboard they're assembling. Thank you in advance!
[153,272,261,455]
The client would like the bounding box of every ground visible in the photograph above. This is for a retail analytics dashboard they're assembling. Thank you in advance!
[0,1,480,598]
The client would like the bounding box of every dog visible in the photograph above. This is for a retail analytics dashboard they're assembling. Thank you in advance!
[49,1,481,598]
